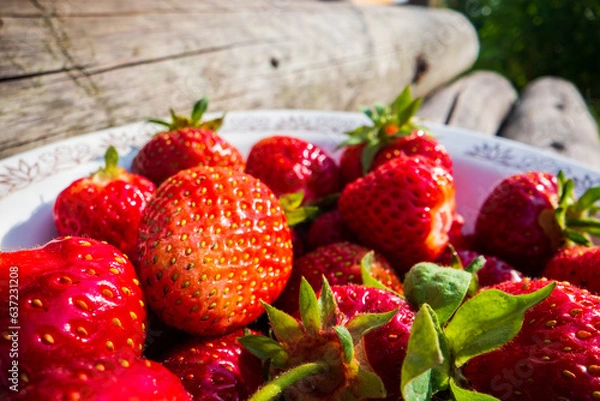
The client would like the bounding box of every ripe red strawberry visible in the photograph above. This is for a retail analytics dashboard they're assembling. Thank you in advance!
[132,98,245,185]
[0,237,147,391]
[463,279,600,400]
[474,171,600,276]
[543,245,600,293]
[53,146,155,259]
[305,209,356,251]
[338,156,456,274]
[339,86,452,184]
[240,279,414,400]
[275,241,403,314]
[437,248,523,287]
[245,135,341,204]
[331,284,415,400]
[161,329,264,400]
[137,166,293,336]
[341,130,453,184]
[8,353,192,401]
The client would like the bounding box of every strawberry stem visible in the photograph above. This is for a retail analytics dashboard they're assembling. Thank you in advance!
[248,362,327,401]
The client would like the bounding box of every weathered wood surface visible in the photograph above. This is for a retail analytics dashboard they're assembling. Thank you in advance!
[418,71,517,135]
[500,77,600,169]
[418,71,600,168]
[0,1,478,160]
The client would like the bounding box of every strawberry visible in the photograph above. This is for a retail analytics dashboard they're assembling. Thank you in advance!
[474,171,600,276]
[0,237,147,391]
[543,245,600,293]
[8,353,192,401]
[137,166,293,336]
[339,86,452,184]
[53,146,155,259]
[463,279,600,400]
[338,156,456,274]
[332,284,414,400]
[240,279,414,400]
[245,135,341,204]
[305,209,356,251]
[132,98,245,185]
[275,241,403,314]
[161,329,264,400]
[437,248,523,287]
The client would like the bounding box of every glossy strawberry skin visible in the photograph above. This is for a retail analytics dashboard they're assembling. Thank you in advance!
[53,170,155,259]
[463,279,600,400]
[7,353,192,401]
[132,127,245,186]
[137,166,293,336]
[474,172,560,276]
[245,135,341,203]
[275,242,403,314]
[338,156,456,274]
[0,237,147,391]
[543,246,600,294]
[331,285,415,401]
[436,249,524,287]
[340,130,453,184]
[305,209,356,251]
[161,329,264,401]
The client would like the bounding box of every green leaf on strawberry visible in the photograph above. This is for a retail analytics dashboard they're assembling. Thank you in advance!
[400,261,556,401]
[403,262,472,324]
[401,304,444,401]
[449,378,499,401]
[445,282,556,367]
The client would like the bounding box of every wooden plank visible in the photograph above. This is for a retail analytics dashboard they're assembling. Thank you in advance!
[500,77,600,169]
[0,16,68,80]
[418,71,517,135]
[0,3,478,160]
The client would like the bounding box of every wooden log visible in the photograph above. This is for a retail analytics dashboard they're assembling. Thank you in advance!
[417,70,518,135]
[0,1,478,160]
[500,77,600,169]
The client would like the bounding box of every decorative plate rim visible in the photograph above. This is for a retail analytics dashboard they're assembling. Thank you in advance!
[1,109,599,202]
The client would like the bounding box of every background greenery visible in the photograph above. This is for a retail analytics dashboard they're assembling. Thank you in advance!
[444,0,600,120]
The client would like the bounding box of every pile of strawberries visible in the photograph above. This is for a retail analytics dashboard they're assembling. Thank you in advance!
[1,89,600,401]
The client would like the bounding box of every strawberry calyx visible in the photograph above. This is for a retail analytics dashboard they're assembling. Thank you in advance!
[148,97,224,132]
[339,86,427,174]
[279,191,320,227]
[240,277,396,400]
[400,262,555,401]
[92,146,126,184]
[553,171,600,246]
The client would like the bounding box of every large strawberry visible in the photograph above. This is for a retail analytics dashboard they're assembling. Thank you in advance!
[161,329,264,400]
[275,241,403,314]
[474,171,600,276]
[240,279,414,400]
[137,166,293,336]
[245,135,341,204]
[54,146,155,259]
[338,156,456,274]
[463,279,600,400]
[0,237,147,392]
[132,98,245,185]
[543,245,600,294]
[339,86,452,184]
[8,353,191,401]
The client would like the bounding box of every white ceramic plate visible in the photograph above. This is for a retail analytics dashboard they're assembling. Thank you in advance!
[1,110,599,251]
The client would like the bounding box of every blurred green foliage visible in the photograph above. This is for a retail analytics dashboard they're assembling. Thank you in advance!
[445,0,600,119]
